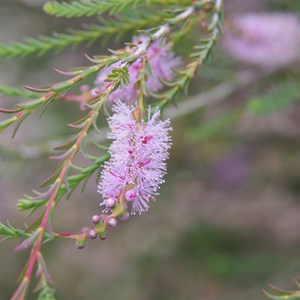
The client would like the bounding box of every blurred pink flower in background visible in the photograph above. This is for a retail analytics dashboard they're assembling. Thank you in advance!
[222,13,300,69]
[91,35,181,106]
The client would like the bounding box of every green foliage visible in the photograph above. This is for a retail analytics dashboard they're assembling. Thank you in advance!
[192,34,218,61]
[0,85,39,99]
[247,80,300,115]
[0,13,168,58]
[0,222,30,242]
[17,198,48,212]
[105,67,130,90]
[44,0,140,18]
[0,3,194,136]
[43,0,192,18]
[153,1,222,108]
[0,99,54,137]
[17,153,110,214]
[0,58,107,134]
[37,284,56,300]
[166,28,221,105]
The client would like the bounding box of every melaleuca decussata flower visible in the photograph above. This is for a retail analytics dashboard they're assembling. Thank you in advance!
[91,35,182,105]
[97,101,172,215]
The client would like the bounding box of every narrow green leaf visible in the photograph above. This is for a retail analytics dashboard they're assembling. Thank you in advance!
[11,112,31,138]
[0,85,39,99]
[43,0,188,18]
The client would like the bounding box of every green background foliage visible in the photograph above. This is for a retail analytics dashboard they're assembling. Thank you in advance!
[0,0,300,299]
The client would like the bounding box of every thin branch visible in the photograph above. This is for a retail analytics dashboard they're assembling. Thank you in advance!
[43,0,193,18]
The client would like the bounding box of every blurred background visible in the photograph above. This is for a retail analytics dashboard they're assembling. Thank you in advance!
[1,0,300,299]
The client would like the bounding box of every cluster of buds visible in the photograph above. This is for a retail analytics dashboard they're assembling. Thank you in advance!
[76,201,130,249]
[74,214,118,249]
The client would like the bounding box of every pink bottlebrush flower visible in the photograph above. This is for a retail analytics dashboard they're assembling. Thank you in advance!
[222,13,300,69]
[98,101,172,215]
[91,35,182,105]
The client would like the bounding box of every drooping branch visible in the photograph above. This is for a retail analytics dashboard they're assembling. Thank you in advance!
[43,0,193,18]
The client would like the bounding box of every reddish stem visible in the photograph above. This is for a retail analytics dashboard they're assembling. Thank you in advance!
[11,105,101,300]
